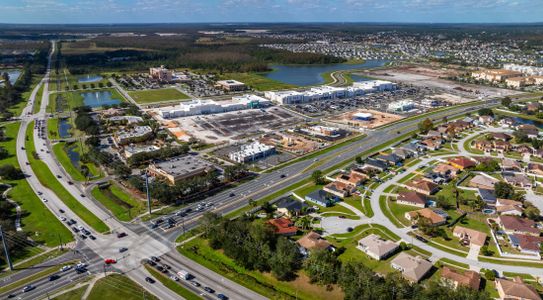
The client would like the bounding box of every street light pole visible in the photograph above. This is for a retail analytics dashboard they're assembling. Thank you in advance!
[0,226,13,271]
[145,171,152,215]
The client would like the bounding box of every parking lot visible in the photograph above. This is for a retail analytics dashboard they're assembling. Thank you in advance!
[288,85,439,117]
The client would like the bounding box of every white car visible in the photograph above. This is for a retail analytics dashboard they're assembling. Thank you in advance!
[76,262,86,269]
[42,198,48,202]
[60,265,72,272]
[169,275,179,281]
[60,217,67,222]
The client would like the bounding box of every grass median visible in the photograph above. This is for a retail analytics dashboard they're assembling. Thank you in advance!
[25,122,109,233]
[144,265,202,300]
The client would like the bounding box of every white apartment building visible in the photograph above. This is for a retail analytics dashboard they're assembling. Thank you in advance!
[503,64,543,76]
[229,142,276,163]
[114,125,153,145]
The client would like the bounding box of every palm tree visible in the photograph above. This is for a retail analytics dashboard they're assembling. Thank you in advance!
[296,216,312,231]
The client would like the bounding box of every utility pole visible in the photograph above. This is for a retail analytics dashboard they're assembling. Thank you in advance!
[145,172,151,215]
[0,226,13,271]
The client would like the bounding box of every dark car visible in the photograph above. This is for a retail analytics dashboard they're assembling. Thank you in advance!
[49,274,60,281]
[59,209,65,213]
[280,174,286,178]
[204,287,215,293]
[119,247,128,253]
[147,260,156,266]
[80,234,87,240]
[217,294,228,300]
[145,277,155,284]
[191,281,201,287]
[229,193,235,197]
[150,256,160,262]
[89,235,96,240]
[161,263,171,270]
[415,235,428,243]
[67,181,73,185]
[117,232,127,238]
[56,175,62,179]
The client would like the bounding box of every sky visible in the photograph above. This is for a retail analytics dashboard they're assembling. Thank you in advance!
[1,0,542,24]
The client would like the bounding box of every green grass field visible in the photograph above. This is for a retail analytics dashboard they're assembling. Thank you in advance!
[128,88,190,104]
[87,274,158,300]
[25,122,109,233]
[47,117,59,140]
[52,286,87,300]
[0,122,73,248]
[91,183,146,222]
[219,72,296,91]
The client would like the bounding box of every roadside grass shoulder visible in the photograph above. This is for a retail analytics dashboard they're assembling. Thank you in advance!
[91,183,146,222]
[25,122,109,233]
[47,118,59,140]
[52,286,88,300]
[379,196,403,228]
[87,274,158,300]
[0,122,73,248]
[32,83,44,114]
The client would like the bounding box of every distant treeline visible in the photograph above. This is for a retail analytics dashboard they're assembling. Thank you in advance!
[61,35,344,74]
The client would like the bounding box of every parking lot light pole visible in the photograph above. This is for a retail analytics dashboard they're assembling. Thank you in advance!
[145,171,152,215]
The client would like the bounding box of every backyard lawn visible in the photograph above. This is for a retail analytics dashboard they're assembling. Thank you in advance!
[128,88,190,104]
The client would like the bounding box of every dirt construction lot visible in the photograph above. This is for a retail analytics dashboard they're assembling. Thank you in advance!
[333,109,403,129]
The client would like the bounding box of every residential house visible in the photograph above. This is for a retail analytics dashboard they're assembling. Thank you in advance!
[515,145,534,157]
[479,115,494,125]
[490,132,512,141]
[527,102,541,112]
[502,172,532,188]
[297,231,333,256]
[275,197,309,217]
[452,226,487,247]
[473,140,493,152]
[305,190,339,207]
[335,170,368,187]
[496,277,542,300]
[534,149,543,159]
[499,118,516,128]
[425,130,442,139]
[433,163,460,178]
[390,253,433,283]
[498,215,540,236]
[357,234,399,261]
[420,137,442,151]
[502,158,522,172]
[468,174,499,190]
[401,143,424,155]
[396,191,428,208]
[323,181,357,199]
[267,217,298,236]
[441,267,481,290]
[448,157,477,170]
[376,153,403,166]
[392,148,413,160]
[405,179,439,195]
[509,234,543,255]
[363,158,388,172]
[405,208,447,226]
[517,124,540,139]
[494,140,512,153]
[496,198,524,216]
[528,163,543,176]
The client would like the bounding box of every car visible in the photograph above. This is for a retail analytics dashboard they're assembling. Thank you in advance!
[42,198,48,202]
[104,258,116,264]
[204,287,215,293]
[229,193,235,197]
[155,218,164,224]
[49,274,60,281]
[184,208,192,214]
[280,174,286,178]
[338,215,346,219]
[76,262,86,269]
[145,277,155,284]
[37,191,42,195]
[161,263,171,270]
[170,275,179,281]
[67,181,73,185]
[150,223,159,229]
[217,293,228,300]
[147,260,156,266]
[89,235,96,240]
[7,293,15,298]
[60,265,72,272]
[119,247,128,253]
[80,194,85,197]
[191,281,201,287]
[56,175,62,179]
[117,232,127,238]
[150,256,160,262]
[175,211,186,217]
[60,217,66,221]
[415,235,428,243]
[156,266,164,272]
[80,234,87,240]
[59,209,65,213]
[72,227,80,233]
[83,230,91,236]
[21,285,35,293]
[69,219,76,224]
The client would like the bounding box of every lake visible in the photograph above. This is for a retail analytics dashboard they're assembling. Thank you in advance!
[511,116,543,129]
[78,75,103,83]
[58,118,72,139]
[265,59,389,86]
[0,69,21,85]
[81,91,121,108]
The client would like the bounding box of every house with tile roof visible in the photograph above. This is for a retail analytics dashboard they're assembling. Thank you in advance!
[405,179,440,195]
[468,174,499,190]
[498,215,540,236]
[297,231,333,256]
[441,267,481,290]
[390,253,433,283]
[267,217,299,236]
[357,234,399,261]
[396,191,427,208]
[452,226,487,247]
[509,234,543,256]
[496,277,542,300]
[405,208,446,226]
[448,157,477,170]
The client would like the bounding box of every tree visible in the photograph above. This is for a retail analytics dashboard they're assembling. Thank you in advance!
[475,159,500,172]
[478,108,494,117]
[0,147,8,160]
[311,170,325,185]
[435,195,453,210]
[524,203,541,221]
[501,97,512,108]
[355,156,363,164]
[0,164,24,180]
[494,182,515,199]
[304,249,341,285]
[295,216,312,230]
[483,269,496,281]
[513,130,529,143]
[269,236,301,280]
[418,118,434,134]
